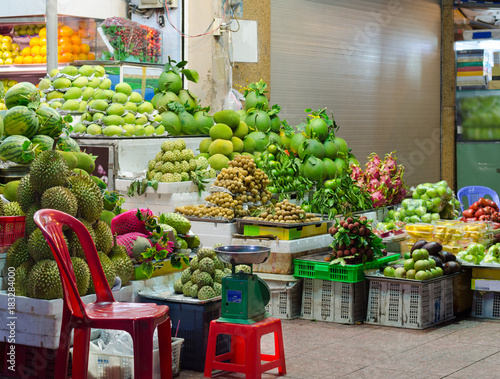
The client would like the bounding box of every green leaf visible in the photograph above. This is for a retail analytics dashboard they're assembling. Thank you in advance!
[181,69,199,83]
[141,262,154,279]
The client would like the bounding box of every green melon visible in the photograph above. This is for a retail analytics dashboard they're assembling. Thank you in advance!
[3,106,39,138]
[0,135,31,164]
[56,135,80,152]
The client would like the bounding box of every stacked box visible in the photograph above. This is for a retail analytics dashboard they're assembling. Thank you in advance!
[365,275,454,329]
[259,273,303,320]
[456,49,491,90]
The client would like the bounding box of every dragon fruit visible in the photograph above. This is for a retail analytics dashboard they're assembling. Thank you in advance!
[111,208,153,236]
[349,151,407,207]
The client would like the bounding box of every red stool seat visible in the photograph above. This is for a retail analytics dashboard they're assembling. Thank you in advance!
[204,317,286,379]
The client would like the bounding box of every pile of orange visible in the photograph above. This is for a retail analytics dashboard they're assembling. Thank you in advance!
[8,24,95,65]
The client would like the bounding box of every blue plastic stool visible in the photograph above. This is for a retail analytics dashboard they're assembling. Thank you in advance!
[456,186,500,213]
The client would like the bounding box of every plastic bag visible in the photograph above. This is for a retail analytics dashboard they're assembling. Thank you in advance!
[222,88,244,111]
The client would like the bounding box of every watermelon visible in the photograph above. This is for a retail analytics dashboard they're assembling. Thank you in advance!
[31,135,54,151]
[0,135,30,164]
[4,82,40,109]
[56,135,80,152]
[36,106,63,137]
[3,106,39,138]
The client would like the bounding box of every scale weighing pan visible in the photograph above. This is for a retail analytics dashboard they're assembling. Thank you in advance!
[215,245,270,265]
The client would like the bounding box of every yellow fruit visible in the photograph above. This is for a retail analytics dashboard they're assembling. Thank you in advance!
[0,59,5,65]
[10,43,19,52]
[29,37,40,47]
[1,36,12,44]
[40,45,46,56]
[31,46,41,56]
[1,42,11,52]
[33,55,43,64]
[2,51,12,60]
[39,27,47,38]
[13,56,23,64]
[21,47,31,56]
[23,55,33,64]
[4,58,12,65]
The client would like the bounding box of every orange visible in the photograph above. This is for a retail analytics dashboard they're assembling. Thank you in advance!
[23,55,33,64]
[80,43,90,54]
[60,43,73,53]
[39,37,46,46]
[57,46,62,55]
[10,43,20,52]
[78,20,88,29]
[59,26,73,37]
[72,44,81,55]
[32,55,43,64]
[41,55,46,63]
[76,53,87,60]
[61,52,73,62]
[13,56,23,64]
[87,52,95,60]
[30,45,41,56]
[40,45,46,56]
[58,36,71,46]
[70,35,81,45]
[39,27,47,38]
[21,47,31,56]
[57,54,62,62]
[77,28,89,39]
[29,37,40,47]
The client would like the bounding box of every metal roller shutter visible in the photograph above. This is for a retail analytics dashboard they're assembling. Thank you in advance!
[271,0,441,186]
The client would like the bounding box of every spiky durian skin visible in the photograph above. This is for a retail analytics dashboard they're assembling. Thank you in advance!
[27,229,55,262]
[24,202,41,237]
[14,260,33,297]
[6,237,30,269]
[71,257,90,296]
[93,221,113,255]
[4,201,24,216]
[27,259,63,300]
[109,247,134,286]
[67,175,103,223]
[29,150,70,193]
[17,174,37,213]
[41,186,78,217]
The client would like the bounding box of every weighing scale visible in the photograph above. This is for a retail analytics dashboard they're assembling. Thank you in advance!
[215,245,271,324]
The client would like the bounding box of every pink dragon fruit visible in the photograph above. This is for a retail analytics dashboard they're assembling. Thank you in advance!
[350,164,364,181]
[111,208,153,236]
[381,151,398,174]
[371,190,387,208]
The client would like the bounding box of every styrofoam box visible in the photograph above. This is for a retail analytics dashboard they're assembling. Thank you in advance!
[259,273,302,320]
[130,272,180,303]
[0,285,133,349]
[365,276,454,329]
[232,234,333,275]
[471,291,500,319]
[189,220,238,248]
[300,278,366,324]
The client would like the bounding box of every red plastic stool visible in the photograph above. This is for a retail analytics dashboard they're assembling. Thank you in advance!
[204,317,286,379]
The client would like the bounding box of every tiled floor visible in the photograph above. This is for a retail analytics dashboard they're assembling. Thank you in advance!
[181,316,500,379]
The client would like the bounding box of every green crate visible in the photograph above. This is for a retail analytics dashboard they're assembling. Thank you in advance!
[294,253,400,283]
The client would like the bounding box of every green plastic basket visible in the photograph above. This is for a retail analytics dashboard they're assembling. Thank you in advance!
[294,253,400,283]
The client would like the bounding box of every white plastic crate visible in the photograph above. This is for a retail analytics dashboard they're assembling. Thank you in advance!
[87,337,184,378]
[0,285,133,349]
[259,273,302,319]
[365,275,454,329]
[232,234,333,275]
[300,278,366,324]
[471,291,500,319]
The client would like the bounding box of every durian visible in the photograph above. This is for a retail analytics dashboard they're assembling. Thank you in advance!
[6,237,30,269]
[29,150,70,193]
[93,221,113,255]
[17,174,37,213]
[71,257,90,296]
[41,186,78,217]
[67,175,103,223]
[27,259,63,299]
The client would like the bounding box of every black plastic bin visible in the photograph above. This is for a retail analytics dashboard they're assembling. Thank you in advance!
[139,294,231,372]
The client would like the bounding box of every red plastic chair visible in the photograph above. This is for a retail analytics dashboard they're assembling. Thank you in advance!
[34,209,172,379]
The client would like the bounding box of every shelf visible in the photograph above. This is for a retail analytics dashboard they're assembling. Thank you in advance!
[0,63,69,75]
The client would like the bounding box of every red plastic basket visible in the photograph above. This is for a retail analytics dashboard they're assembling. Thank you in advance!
[0,216,26,251]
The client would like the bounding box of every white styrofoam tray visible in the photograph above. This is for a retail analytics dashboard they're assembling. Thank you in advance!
[232,234,333,254]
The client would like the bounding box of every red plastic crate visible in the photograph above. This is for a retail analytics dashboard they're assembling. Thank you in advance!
[0,342,71,378]
[0,216,26,251]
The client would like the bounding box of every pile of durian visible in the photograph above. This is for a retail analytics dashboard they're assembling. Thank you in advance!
[5,150,134,299]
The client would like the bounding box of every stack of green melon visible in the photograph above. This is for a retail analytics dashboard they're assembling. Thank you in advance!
[197,109,255,171]
[77,83,163,137]
[38,65,110,112]
[5,149,134,299]
[0,81,81,165]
